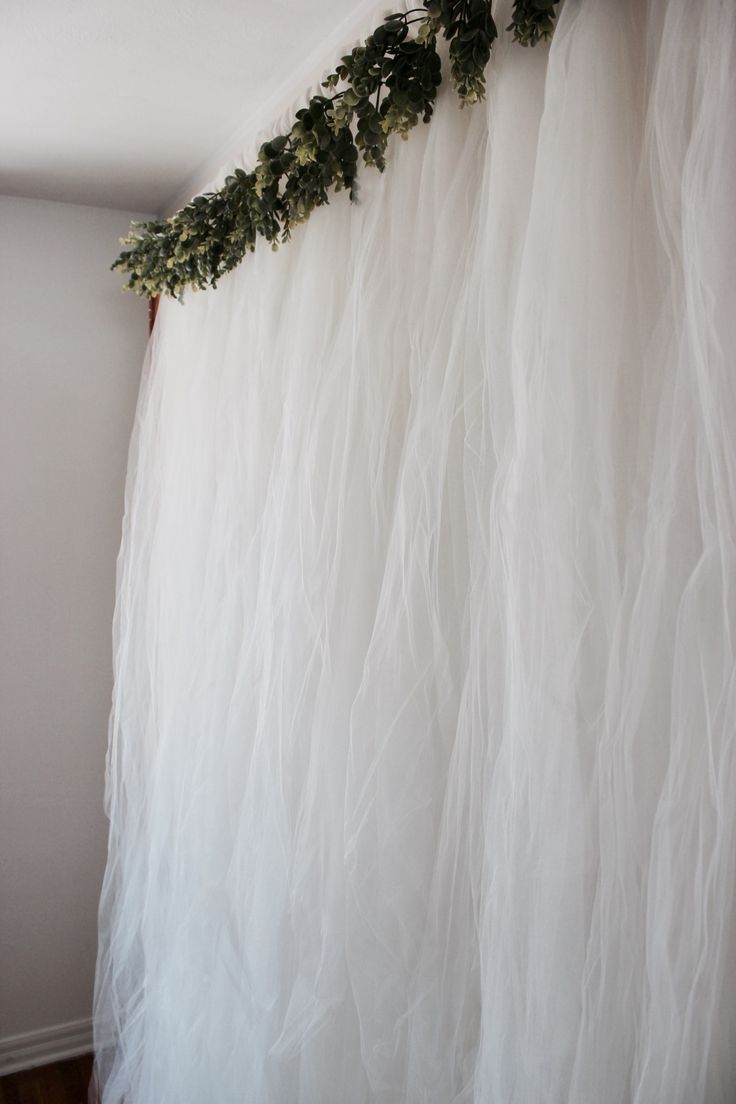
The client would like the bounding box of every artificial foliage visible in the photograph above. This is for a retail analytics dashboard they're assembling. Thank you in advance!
[113,0,559,298]
[508,0,560,46]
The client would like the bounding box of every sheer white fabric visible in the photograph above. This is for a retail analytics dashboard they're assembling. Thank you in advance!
[94,1,736,1101]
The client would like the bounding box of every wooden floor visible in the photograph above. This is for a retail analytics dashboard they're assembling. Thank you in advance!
[0,1054,94,1104]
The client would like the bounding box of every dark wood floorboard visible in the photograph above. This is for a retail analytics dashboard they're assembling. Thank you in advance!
[0,1054,93,1104]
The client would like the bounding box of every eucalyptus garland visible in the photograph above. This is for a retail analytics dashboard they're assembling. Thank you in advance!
[113,0,559,299]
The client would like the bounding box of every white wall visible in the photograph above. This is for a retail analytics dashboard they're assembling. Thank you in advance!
[0,196,150,1052]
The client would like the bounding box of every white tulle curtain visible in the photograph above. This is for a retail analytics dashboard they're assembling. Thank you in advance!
[94,1,736,1101]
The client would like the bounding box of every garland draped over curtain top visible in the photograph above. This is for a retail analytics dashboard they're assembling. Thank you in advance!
[95,1,736,1102]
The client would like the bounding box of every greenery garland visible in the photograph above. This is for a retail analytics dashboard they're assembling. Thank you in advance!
[113,0,559,299]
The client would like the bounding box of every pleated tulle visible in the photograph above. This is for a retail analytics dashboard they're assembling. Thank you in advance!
[94,1,736,1101]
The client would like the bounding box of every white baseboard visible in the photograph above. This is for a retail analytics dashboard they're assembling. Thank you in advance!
[0,1017,93,1076]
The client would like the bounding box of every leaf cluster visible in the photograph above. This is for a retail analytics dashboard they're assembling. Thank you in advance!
[508,0,560,47]
[424,0,498,105]
[113,1,557,299]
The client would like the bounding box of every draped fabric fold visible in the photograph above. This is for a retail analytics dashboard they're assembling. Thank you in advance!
[94,1,736,1101]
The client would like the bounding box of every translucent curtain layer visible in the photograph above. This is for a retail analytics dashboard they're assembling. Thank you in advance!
[94,1,736,1101]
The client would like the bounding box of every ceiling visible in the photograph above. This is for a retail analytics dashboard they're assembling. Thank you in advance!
[0,0,382,216]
